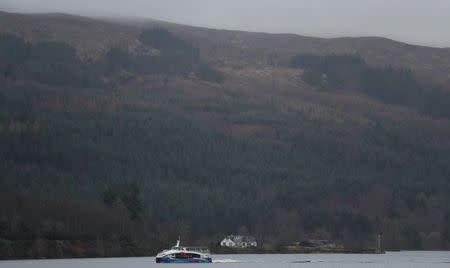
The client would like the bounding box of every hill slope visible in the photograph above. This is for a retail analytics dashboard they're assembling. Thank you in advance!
[1,11,450,84]
[0,11,450,258]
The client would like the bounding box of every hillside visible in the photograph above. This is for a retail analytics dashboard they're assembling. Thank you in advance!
[1,11,450,84]
[0,11,450,259]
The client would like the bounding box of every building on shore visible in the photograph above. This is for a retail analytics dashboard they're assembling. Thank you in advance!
[220,235,257,248]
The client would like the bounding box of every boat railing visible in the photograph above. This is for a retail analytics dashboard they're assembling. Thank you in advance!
[171,246,210,254]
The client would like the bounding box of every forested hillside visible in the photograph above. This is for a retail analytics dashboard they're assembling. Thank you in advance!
[289,54,450,117]
[0,12,450,259]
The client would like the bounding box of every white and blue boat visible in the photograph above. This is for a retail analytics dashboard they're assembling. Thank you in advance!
[155,239,212,263]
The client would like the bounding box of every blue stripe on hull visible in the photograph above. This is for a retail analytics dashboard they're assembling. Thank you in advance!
[156,257,212,263]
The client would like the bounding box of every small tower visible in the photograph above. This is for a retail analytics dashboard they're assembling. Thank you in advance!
[376,233,383,254]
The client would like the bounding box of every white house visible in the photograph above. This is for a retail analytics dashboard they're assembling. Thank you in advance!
[220,235,257,248]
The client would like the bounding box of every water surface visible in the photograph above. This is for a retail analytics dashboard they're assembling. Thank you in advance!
[1,251,449,268]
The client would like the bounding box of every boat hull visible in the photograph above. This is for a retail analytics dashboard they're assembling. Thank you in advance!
[156,257,212,263]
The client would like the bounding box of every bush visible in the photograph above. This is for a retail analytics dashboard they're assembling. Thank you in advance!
[196,64,225,83]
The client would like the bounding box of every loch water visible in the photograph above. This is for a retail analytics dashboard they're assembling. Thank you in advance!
[1,251,449,268]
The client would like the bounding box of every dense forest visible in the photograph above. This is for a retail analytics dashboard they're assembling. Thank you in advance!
[1,28,450,259]
[0,30,223,85]
[290,54,450,118]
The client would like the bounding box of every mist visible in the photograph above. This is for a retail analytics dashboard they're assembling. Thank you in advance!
[1,0,450,48]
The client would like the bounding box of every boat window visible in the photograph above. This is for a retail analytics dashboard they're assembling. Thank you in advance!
[174,253,188,259]
[187,253,200,258]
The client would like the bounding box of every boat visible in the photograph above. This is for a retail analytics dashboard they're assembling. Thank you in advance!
[155,239,212,263]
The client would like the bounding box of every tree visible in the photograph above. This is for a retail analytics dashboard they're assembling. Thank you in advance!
[196,64,225,83]
[101,186,118,207]
[120,181,144,221]
[443,212,450,246]
[302,69,323,87]
[4,64,15,80]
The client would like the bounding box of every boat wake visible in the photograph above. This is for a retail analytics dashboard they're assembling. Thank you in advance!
[213,259,241,263]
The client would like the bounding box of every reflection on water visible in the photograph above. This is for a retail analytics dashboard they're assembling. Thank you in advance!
[1,251,449,268]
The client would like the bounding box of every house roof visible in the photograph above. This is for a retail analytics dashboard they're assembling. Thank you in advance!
[225,235,256,243]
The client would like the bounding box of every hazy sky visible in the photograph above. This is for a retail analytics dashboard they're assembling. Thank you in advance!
[1,0,450,47]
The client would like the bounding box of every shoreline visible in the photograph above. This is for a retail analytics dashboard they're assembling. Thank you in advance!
[210,246,383,255]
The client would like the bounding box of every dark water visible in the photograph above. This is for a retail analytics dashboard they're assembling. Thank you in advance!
[1,251,449,268]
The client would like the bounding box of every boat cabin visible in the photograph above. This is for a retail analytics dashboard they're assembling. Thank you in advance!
[171,246,210,254]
